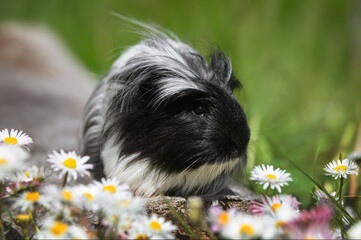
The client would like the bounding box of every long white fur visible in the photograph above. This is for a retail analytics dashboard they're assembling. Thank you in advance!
[102,136,242,196]
[84,36,205,133]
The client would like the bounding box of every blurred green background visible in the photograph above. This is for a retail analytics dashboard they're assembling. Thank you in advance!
[1,0,360,207]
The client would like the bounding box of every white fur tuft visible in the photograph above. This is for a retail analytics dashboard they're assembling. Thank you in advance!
[102,136,241,196]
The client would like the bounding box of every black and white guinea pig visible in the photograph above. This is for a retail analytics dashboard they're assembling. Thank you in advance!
[81,26,250,197]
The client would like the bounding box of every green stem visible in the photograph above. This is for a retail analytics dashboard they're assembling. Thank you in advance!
[61,171,68,189]
[26,208,39,233]
[334,216,346,239]
[339,152,343,161]
[339,177,344,206]
[22,226,29,240]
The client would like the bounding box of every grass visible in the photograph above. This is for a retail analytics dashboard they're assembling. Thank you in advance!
[1,0,360,207]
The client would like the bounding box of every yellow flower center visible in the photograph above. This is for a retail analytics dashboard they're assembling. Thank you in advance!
[334,165,347,173]
[83,192,94,201]
[0,158,7,165]
[239,224,255,236]
[63,158,77,169]
[103,185,116,194]
[4,137,17,145]
[271,203,282,212]
[218,212,229,225]
[267,174,277,180]
[149,221,162,231]
[135,234,149,240]
[111,214,118,222]
[25,170,30,178]
[124,223,131,230]
[62,190,72,201]
[51,222,68,236]
[120,199,130,207]
[25,192,40,202]
[16,214,30,222]
[276,220,286,228]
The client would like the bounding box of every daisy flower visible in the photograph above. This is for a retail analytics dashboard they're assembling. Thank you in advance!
[221,213,275,239]
[61,188,76,203]
[104,212,133,233]
[250,195,299,216]
[11,191,48,212]
[93,178,129,195]
[313,189,339,207]
[250,164,293,193]
[139,214,177,239]
[207,206,237,233]
[272,204,299,229]
[93,179,135,217]
[12,165,51,183]
[71,184,100,211]
[35,217,89,239]
[250,195,299,231]
[128,220,152,240]
[324,158,359,179]
[41,185,76,212]
[285,206,337,239]
[0,129,33,149]
[47,149,93,182]
[0,145,29,180]
[105,194,145,218]
[128,227,150,240]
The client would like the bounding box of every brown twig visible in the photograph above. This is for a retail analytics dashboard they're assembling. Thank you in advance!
[349,122,361,210]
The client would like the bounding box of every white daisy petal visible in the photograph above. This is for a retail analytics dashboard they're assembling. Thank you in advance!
[35,216,89,239]
[324,158,359,179]
[11,191,48,212]
[250,164,293,193]
[348,221,361,239]
[0,129,33,148]
[0,145,29,180]
[46,149,93,182]
[93,178,129,196]
[221,213,276,239]
[12,165,51,183]
[136,214,177,239]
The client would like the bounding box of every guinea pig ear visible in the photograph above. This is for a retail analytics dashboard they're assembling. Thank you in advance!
[210,50,242,91]
[228,73,242,91]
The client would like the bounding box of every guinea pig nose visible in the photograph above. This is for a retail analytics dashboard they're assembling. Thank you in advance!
[227,115,250,154]
[233,126,250,153]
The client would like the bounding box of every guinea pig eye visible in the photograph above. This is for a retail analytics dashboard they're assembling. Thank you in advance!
[192,105,205,116]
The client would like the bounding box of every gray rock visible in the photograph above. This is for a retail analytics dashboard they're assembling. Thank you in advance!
[0,24,95,184]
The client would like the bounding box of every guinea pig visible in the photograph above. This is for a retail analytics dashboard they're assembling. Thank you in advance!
[81,25,250,197]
